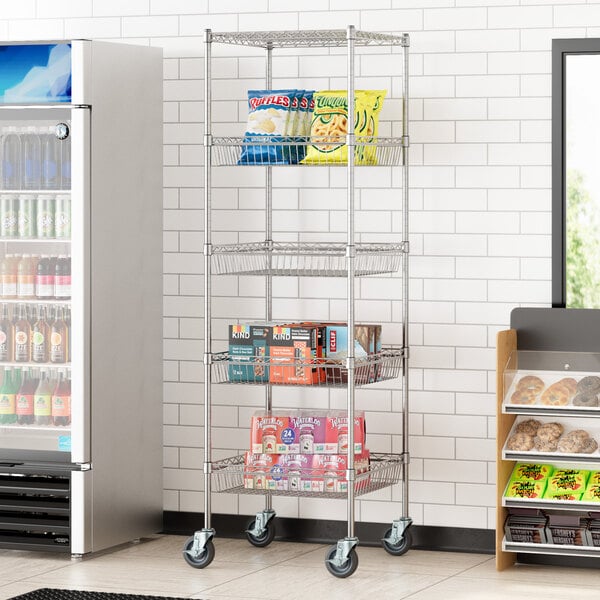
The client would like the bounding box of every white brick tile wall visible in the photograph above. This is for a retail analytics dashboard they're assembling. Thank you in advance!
[20,2,580,532]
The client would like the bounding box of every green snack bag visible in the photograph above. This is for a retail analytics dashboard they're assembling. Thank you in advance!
[505,478,546,499]
[582,483,600,502]
[548,469,589,493]
[511,463,553,482]
[544,489,582,501]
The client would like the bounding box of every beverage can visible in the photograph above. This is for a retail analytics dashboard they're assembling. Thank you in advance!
[18,194,36,238]
[36,194,55,238]
[55,194,71,238]
[0,194,18,238]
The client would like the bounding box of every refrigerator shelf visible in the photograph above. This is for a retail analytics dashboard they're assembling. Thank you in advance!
[0,362,71,368]
[212,452,403,499]
[212,241,405,277]
[0,299,70,305]
[211,136,404,167]
[0,424,70,432]
[212,348,404,387]
[0,239,71,244]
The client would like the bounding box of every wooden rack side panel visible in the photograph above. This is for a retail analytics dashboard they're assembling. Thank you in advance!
[496,328,517,571]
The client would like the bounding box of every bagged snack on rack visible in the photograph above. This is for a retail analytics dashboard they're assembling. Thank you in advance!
[301,89,386,166]
[238,89,297,165]
[547,468,589,493]
[505,479,546,499]
[289,90,314,164]
[510,463,553,482]
[582,483,600,502]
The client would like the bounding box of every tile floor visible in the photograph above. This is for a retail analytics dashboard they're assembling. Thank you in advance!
[0,535,598,600]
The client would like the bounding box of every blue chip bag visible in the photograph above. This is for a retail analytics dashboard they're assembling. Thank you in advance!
[238,89,297,165]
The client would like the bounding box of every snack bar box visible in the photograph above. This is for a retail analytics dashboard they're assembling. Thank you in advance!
[228,323,270,383]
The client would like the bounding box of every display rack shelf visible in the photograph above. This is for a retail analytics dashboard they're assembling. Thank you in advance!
[212,241,405,277]
[211,348,403,387]
[210,29,407,48]
[503,539,600,558]
[502,496,600,513]
[211,136,404,167]
[212,452,403,499]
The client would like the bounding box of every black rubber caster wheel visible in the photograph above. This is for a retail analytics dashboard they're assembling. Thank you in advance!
[245,518,276,547]
[382,527,412,556]
[183,536,215,568]
[325,545,359,578]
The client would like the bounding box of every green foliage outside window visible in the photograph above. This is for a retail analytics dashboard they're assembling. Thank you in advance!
[566,168,600,308]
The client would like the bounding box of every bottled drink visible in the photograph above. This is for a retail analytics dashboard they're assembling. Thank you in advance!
[1,126,21,190]
[59,134,71,190]
[55,194,71,238]
[0,368,16,424]
[54,256,71,299]
[17,254,35,299]
[35,255,53,298]
[50,305,68,363]
[0,303,13,362]
[32,304,49,363]
[1,254,17,299]
[16,367,38,425]
[48,255,57,295]
[22,126,41,190]
[52,368,70,426]
[34,368,52,425]
[42,126,60,190]
[14,303,31,362]
[18,194,36,239]
[36,195,55,238]
[0,193,18,238]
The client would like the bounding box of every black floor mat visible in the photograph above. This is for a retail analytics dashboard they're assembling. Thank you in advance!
[9,590,192,600]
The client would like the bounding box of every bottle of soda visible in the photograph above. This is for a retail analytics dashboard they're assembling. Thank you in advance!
[13,303,31,362]
[35,255,53,299]
[17,254,35,299]
[32,304,49,363]
[0,303,13,362]
[22,126,41,190]
[55,256,71,299]
[34,368,52,425]
[1,254,17,299]
[52,368,70,426]
[42,125,60,190]
[50,305,68,363]
[16,367,37,425]
[0,367,16,424]
[1,126,21,190]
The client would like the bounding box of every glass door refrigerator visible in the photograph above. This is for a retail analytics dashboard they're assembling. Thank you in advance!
[0,41,163,555]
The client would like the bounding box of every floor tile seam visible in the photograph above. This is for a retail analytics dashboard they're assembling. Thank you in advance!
[399,556,496,599]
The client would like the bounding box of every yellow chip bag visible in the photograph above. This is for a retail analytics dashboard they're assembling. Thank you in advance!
[301,89,386,165]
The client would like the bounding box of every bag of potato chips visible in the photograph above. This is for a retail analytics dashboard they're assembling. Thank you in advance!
[239,89,297,165]
[301,89,386,165]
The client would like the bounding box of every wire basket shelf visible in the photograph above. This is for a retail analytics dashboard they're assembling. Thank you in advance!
[211,136,404,167]
[212,242,405,277]
[212,452,403,499]
[209,29,408,49]
[212,348,404,387]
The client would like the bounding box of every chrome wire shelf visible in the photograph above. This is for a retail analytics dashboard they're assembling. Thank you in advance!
[212,242,405,277]
[211,136,404,167]
[212,452,403,499]
[209,29,407,48]
[212,348,404,387]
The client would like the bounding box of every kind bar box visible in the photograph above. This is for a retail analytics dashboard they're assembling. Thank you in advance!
[228,324,270,383]
[269,325,320,385]
[324,323,382,384]
[318,411,366,454]
[290,412,327,454]
[250,413,291,454]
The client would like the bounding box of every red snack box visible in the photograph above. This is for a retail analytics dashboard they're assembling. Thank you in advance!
[244,452,280,490]
[323,411,366,454]
[250,412,290,454]
[269,325,321,385]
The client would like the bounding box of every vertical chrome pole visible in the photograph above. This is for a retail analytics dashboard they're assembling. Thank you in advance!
[203,29,213,530]
[265,41,274,513]
[401,33,410,520]
[346,24,356,541]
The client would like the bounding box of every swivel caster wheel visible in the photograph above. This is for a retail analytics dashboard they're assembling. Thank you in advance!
[382,527,412,556]
[245,518,276,547]
[325,545,359,578]
[183,536,215,568]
